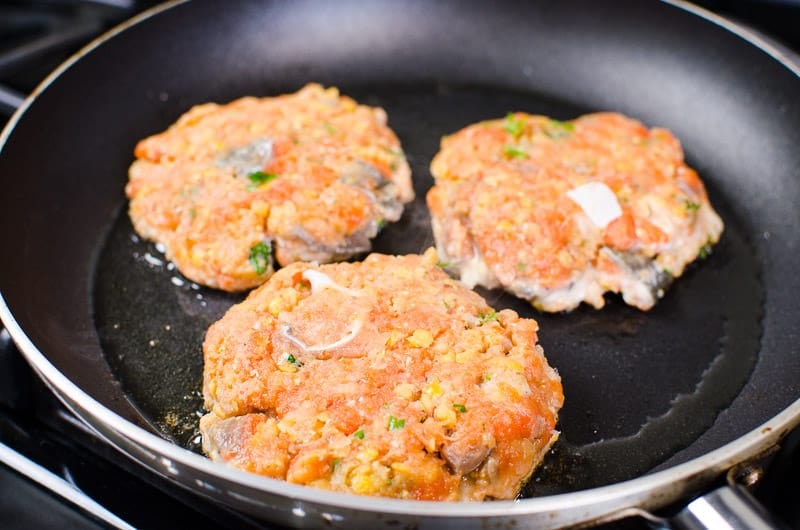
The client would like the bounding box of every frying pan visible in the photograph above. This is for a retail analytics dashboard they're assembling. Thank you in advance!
[1,0,799,527]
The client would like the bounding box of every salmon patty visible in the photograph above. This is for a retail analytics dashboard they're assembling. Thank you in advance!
[427,112,724,312]
[126,84,413,291]
[200,249,563,500]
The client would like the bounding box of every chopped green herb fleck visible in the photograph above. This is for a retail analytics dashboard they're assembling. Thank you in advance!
[436,260,453,268]
[353,429,365,440]
[286,353,303,367]
[453,403,467,413]
[248,241,271,275]
[323,122,337,135]
[247,171,277,190]
[502,145,528,159]
[332,457,341,470]
[478,310,498,324]
[387,416,406,431]
[188,207,196,219]
[180,185,201,199]
[483,373,492,382]
[503,113,525,138]
[685,199,701,211]
[544,120,575,139]
[377,218,388,230]
[383,146,405,159]
[662,268,673,277]
[698,242,713,260]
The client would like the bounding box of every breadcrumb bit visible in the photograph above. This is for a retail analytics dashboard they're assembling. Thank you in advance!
[407,329,434,348]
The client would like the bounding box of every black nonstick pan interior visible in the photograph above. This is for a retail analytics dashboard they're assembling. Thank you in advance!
[94,81,763,495]
[1,0,799,507]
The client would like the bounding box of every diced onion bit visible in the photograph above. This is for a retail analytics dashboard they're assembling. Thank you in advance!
[248,242,271,275]
[280,316,364,354]
[301,269,362,297]
[567,181,623,229]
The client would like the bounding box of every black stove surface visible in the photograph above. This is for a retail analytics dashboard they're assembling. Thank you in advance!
[0,1,799,529]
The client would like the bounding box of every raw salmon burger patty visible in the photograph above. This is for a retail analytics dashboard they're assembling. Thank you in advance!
[200,249,563,500]
[427,112,724,312]
[126,84,413,291]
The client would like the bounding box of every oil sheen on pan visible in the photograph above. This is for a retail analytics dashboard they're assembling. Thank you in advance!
[94,84,760,498]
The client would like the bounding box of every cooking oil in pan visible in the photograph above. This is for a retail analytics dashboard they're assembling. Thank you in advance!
[93,83,764,495]
[520,211,762,495]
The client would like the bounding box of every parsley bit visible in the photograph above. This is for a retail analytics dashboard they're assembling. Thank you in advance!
[698,242,713,260]
[248,241,271,275]
[286,353,303,367]
[387,416,406,431]
[383,146,405,159]
[502,145,528,159]
[477,310,498,325]
[246,170,277,190]
[503,113,525,138]
[544,119,575,139]
[684,199,701,212]
[353,429,365,440]
[453,403,467,413]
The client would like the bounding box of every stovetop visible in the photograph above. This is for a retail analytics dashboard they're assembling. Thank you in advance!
[0,1,799,529]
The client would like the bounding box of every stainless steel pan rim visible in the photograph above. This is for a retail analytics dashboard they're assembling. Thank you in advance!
[3,292,800,526]
[670,0,800,78]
